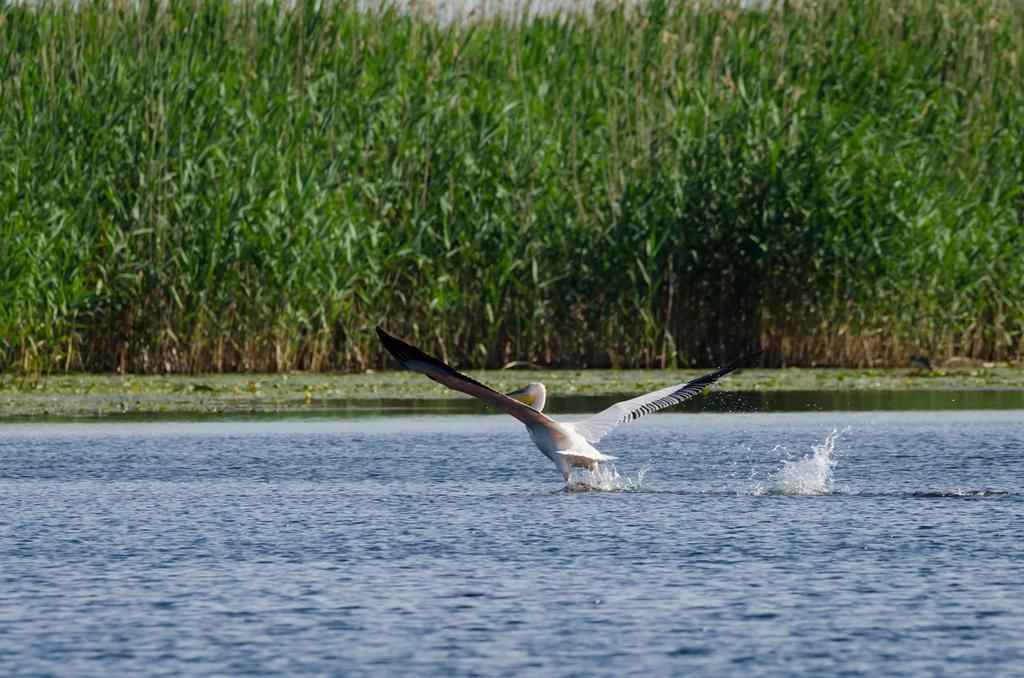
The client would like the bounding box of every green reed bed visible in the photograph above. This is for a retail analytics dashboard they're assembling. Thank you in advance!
[1,0,1022,373]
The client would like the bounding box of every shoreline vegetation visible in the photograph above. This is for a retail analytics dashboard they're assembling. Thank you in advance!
[2,366,1023,418]
[2,0,1022,374]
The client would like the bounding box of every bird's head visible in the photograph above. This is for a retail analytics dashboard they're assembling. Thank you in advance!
[505,382,547,412]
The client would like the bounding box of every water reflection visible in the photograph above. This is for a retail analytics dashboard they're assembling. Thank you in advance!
[325,389,1024,416]
[12,389,1020,423]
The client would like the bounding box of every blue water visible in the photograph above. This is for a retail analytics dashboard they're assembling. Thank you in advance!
[2,411,1023,674]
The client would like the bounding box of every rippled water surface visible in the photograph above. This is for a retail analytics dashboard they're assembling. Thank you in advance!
[2,411,1023,674]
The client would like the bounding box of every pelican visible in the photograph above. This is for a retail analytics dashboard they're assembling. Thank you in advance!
[376,326,761,482]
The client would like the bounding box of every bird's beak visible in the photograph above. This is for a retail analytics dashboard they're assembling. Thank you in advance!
[505,385,534,407]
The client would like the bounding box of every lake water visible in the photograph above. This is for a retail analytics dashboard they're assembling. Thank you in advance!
[2,410,1023,674]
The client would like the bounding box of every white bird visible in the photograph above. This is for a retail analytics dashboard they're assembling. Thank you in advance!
[376,326,760,482]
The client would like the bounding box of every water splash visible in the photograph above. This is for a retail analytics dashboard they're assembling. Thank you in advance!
[908,490,1011,499]
[754,427,848,496]
[564,463,650,492]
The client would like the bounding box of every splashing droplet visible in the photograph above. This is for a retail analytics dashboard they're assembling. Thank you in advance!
[755,427,848,495]
[565,463,650,492]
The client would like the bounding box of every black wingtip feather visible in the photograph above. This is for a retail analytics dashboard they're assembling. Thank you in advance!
[682,349,763,391]
[376,325,431,368]
[709,349,763,380]
[375,324,499,394]
[725,349,764,371]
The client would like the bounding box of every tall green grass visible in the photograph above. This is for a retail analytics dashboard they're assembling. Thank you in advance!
[1,0,1022,372]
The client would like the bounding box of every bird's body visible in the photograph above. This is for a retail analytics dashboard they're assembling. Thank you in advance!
[376,326,760,483]
[525,419,615,477]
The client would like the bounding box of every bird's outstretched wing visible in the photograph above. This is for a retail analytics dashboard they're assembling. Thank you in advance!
[376,326,553,427]
[567,351,762,443]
